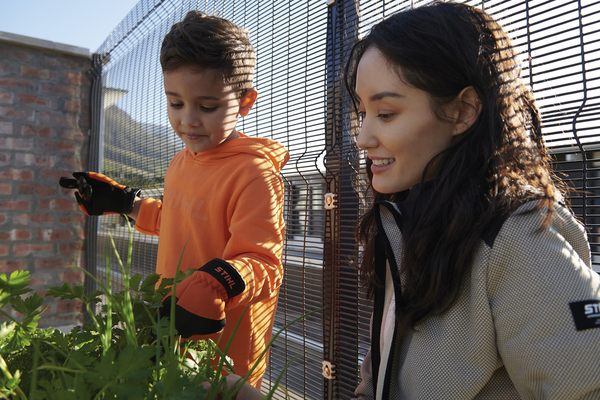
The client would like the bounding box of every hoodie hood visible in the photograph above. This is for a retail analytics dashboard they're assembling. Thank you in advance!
[184,132,289,172]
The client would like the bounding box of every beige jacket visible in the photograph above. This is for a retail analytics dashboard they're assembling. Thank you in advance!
[354,200,600,400]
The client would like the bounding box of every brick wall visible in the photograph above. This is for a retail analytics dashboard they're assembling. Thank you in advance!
[0,33,91,330]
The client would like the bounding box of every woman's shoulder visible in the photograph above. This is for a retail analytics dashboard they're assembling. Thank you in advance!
[483,200,593,288]
[484,201,587,253]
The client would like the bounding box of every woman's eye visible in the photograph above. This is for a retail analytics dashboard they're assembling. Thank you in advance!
[169,101,183,109]
[201,106,218,112]
[378,113,394,121]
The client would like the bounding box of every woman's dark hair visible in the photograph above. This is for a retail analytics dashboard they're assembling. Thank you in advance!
[160,10,255,95]
[346,2,566,331]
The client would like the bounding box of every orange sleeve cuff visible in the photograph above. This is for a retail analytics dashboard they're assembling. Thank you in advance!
[134,197,162,236]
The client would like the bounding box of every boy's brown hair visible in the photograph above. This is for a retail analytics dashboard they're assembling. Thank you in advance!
[160,11,255,95]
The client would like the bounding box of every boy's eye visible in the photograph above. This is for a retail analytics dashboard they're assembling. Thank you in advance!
[169,101,183,109]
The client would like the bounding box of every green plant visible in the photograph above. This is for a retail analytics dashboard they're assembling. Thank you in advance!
[0,221,309,399]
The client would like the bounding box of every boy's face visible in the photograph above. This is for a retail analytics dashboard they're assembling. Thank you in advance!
[163,67,256,154]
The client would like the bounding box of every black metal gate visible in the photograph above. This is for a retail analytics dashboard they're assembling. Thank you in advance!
[87,1,600,398]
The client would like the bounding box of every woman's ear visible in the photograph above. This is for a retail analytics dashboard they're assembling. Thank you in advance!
[452,86,482,136]
[239,88,258,117]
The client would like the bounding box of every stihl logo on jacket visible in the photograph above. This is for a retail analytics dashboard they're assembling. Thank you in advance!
[163,187,208,221]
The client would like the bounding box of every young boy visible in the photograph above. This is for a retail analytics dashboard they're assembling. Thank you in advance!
[59,11,289,389]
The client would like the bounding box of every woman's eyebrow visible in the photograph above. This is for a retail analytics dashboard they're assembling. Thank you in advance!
[370,91,403,101]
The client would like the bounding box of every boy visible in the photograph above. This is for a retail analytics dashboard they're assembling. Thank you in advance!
[59,11,289,388]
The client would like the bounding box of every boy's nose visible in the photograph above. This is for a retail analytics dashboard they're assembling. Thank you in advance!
[181,110,201,128]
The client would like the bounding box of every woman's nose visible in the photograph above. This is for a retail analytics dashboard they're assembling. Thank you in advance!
[356,121,376,150]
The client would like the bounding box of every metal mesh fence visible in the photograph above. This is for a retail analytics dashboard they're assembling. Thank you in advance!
[87,0,600,398]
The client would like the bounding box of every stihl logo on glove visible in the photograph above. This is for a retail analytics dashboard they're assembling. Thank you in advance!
[59,172,141,216]
[160,259,246,338]
[215,266,238,290]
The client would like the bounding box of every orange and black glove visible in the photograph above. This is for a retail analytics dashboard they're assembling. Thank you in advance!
[161,258,246,338]
[58,172,140,216]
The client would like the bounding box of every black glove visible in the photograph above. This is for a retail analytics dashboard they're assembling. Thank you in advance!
[59,172,140,216]
[161,259,246,338]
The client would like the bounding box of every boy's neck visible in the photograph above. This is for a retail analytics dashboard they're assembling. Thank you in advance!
[191,129,241,155]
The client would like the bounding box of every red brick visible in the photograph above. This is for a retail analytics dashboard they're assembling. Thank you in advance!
[0,106,35,121]
[0,61,11,74]
[37,229,72,241]
[5,48,34,63]
[0,169,34,181]
[0,245,8,256]
[15,153,54,167]
[40,140,77,154]
[38,199,75,211]
[39,83,77,98]
[14,243,53,257]
[62,100,80,112]
[63,72,84,85]
[29,272,53,286]
[16,229,31,240]
[17,184,56,196]
[20,65,56,80]
[39,111,77,127]
[19,125,54,137]
[0,121,12,134]
[58,270,84,283]
[0,183,10,195]
[18,94,52,109]
[0,78,34,91]
[60,155,82,167]
[0,152,10,166]
[0,260,25,273]
[42,56,79,69]
[0,91,15,105]
[61,129,84,141]
[56,299,84,313]
[35,258,69,270]
[58,214,85,225]
[14,213,53,225]
[58,242,84,255]
[0,201,30,210]
[0,229,32,241]
[40,169,71,182]
[0,214,5,225]
[0,137,33,151]
[78,114,89,129]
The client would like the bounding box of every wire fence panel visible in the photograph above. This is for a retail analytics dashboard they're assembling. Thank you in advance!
[88,0,600,398]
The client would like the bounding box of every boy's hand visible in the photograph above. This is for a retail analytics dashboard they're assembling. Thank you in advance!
[58,172,141,216]
[161,259,246,337]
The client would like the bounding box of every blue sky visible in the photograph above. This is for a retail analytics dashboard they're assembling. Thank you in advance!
[0,0,141,52]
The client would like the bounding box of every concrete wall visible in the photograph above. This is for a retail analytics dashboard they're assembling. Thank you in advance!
[0,32,91,330]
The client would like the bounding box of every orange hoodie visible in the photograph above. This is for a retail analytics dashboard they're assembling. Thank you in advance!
[135,133,289,388]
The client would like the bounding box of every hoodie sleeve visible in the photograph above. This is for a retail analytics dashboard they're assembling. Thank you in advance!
[134,197,163,236]
[220,167,286,308]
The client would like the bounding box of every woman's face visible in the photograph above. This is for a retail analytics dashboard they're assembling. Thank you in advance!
[355,48,458,194]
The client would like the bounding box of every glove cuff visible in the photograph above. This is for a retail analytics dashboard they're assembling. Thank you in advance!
[124,188,141,214]
[199,259,245,299]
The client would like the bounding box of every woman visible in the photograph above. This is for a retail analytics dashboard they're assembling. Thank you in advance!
[346,2,600,399]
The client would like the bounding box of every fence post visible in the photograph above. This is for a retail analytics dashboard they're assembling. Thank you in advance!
[323,0,361,398]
